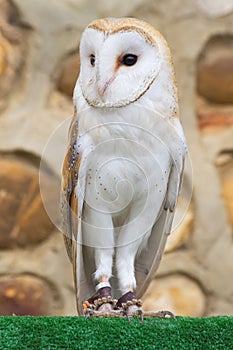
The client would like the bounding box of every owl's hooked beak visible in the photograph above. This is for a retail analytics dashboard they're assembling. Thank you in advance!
[97,84,108,101]
[97,76,115,101]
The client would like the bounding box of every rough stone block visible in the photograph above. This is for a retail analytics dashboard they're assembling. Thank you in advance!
[0,153,59,248]
[197,35,233,104]
[196,96,233,132]
[57,54,80,97]
[0,0,28,111]
[142,274,206,317]
[0,275,56,316]
[216,151,233,225]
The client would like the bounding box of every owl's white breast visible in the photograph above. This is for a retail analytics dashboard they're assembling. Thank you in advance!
[75,91,186,221]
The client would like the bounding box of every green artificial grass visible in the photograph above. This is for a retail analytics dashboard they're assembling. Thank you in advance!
[0,316,232,350]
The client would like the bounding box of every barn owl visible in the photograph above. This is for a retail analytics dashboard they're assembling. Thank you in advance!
[61,17,187,320]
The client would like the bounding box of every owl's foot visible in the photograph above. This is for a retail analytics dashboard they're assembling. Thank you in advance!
[83,288,176,320]
[116,291,176,322]
[116,291,144,322]
[82,286,119,318]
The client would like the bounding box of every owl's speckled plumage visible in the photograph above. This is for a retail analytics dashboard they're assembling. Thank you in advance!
[61,17,187,316]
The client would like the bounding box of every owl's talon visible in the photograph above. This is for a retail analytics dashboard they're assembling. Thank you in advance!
[160,310,176,319]
[121,309,131,323]
[84,309,94,319]
[82,300,90,311]
[143,310,176,319]
[136,309,144,323]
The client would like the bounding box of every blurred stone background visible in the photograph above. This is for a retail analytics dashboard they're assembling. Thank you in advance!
[0,0,232,316]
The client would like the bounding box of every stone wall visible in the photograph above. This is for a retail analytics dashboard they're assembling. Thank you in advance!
[0,0,232,316]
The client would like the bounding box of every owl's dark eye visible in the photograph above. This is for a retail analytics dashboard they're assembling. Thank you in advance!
[122,54,138,66]
[90,54,95,67]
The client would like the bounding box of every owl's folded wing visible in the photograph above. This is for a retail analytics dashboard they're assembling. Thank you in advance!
[61,111,80,263]
[61,110,103,315]
[135,157,185,299]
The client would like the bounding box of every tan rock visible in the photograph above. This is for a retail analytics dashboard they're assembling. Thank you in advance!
[221,179,233,225]
[0,153,59,248]
[215,152,233,167]
[142,274,206,317]
[196,0,233,18]
[207,298,233,316]
[217,152,233,225]
[57,54,80,97]
[0,1,27,111]
[49,91,73,113]
[197,35,233,104]
[196,96,233,133]
[0,275,56,315]
[198,113,233,133]
[96,0,146,17]
[0,39,7,75]
[0,0,23,44]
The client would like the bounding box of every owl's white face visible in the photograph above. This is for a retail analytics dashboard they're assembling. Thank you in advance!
[79,28,161,108]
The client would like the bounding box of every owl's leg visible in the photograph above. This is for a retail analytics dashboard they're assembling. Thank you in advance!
[115,200,152,296]
[82,280,119,318]
[82,250,120,317]
[115,240,175,320]
[115,240,144,321]
[93,220,114,300]
[82,205,114,287]
[94,247,114,283]
[115,243,176,321]
[115,224,147,322]
[82,247,120,317]
[116,214,151,294]
[116,244,137,295]
[87,245,114,310]
[82,208,120,316]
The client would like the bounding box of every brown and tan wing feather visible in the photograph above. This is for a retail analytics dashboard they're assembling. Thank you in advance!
[61,109,98,315]
[61,109,80,263]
